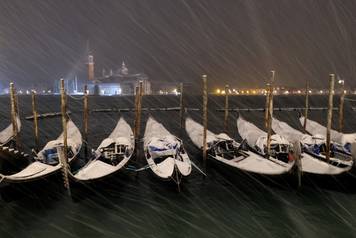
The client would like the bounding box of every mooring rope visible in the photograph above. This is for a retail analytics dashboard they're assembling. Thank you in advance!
[126,164,150,172]
[344,98,356,102]
[67,94,85,101]
[191,161,207,176]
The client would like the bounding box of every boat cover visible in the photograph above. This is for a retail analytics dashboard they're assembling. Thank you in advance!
[237,117,290,155]
[272,117,325,145]
[185,117,230,149]
[144,117,180,159]
[300,116,356,147]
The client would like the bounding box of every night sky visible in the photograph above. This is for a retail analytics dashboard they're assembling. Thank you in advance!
[0,0,355,90]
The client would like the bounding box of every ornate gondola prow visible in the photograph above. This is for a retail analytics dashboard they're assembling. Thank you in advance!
[0,143,30,174]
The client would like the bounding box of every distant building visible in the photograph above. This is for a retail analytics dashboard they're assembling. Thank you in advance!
[53,76,80,95]
[87,55,151,96]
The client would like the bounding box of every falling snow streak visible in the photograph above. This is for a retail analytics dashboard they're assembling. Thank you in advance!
[0,0,356,90]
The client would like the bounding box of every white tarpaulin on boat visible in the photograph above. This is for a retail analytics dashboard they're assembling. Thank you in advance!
[272,117,325,145]
[38,119,82,159]
[237,117,290,155]
[185,117,222,149]
[272,117,305,142]
[144,117,180,159]
[97,118,134,149]
[300,116,356,145]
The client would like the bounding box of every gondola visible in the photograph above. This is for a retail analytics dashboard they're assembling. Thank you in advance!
[186,117,293,175]
[273,117,352,174]
[236,117,295,174]
[73,117,134,181]
[0,119,82,183]
[144,117,191,185]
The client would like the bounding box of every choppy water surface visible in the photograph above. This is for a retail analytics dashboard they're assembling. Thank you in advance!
[1,95,356,238]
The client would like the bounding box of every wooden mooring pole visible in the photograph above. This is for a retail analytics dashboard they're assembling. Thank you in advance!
[60,79,70,194]
[134,82,143,157]
[338,80,345,132]
[137,81,143,138]
[57,146,71,196]
[10,83,20,149]
[224,84,229,133]
[266,70,275,157]
[264,83,270,129]
[179,83,184,130]
[14,91,21,149]
[83,85,89,158]
[202,75,208,170]
[134,86,139,139]
[293,140,302,188]
[303,81,309,131]
[326,74,335,162]
[31,90,39,151]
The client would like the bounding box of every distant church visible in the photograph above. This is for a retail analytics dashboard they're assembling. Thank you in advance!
[87,54,151,95]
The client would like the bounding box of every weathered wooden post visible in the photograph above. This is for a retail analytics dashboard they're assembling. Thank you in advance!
[264,83,270,129]
[139,82,144,157]
[14,92,21,149]
[60,79,68,155]
[134,82,143,157]
[202,75,208,170]
[31,90,39,151]
[134,86,139,140]
[326,74,335,162]
[60,79,70,194]
[9,83,20,149]
[179,83,184,130]
[338,80,345,132]
[137,81,143,138]
[266,70,275,157]
[292,140,302,188]
[83,85,89,158]
[303,81,309,131]
[224,84,229,133]
[57,146,71,196]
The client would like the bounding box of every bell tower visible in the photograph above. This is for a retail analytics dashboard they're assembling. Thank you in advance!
[88,54,94,81]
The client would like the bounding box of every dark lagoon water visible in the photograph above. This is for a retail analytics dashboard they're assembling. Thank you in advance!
[1,94,356,238]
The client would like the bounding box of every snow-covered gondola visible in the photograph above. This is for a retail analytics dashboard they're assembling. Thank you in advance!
[273,117,352,174]
[0,119,82,183]
[144,117,191,184]
[237,117,295,173]
[186,117,293,175]
[300,116,356,153]
[73,117,134,181]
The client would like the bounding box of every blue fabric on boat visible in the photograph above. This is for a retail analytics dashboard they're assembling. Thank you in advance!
[148,140,178,152]
[44,148,58,164]
[312,144,320,154]
[344,143,351,153]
